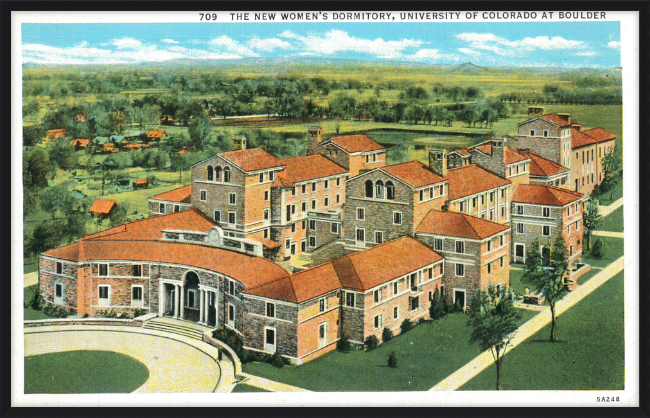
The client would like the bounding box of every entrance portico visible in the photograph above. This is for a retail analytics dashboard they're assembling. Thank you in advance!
[159,276,218,327]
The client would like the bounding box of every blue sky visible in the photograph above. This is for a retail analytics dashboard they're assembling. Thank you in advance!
[22,22,621,68]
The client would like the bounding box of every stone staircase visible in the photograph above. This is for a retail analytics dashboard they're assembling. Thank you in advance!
[143,316,212,341]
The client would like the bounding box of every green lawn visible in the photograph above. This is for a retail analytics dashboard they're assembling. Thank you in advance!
[24,284,49,320]
[25,350,150,393]
[594,179,623,206]
[598,206,624,233]
[231,383,270,393]
[582,236,624,268]
[460,270,624,391]
[242,310,536,392]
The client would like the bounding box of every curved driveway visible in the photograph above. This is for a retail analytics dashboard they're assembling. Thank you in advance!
[25,325,231,393]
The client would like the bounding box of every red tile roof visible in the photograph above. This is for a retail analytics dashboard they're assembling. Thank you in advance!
[328,134,385,153]
[416,210,509,240]
[220,148,285,172]
[273,155,347,187]
[518,151,569,177]
[147,129,166,140]
[150,185,191,203]
[247,236,442,302]
[472,143,493,156]
[89,198,118,214]
[582,127,616,143]
[513,184,583,206]
[571,128,597,149]
[470,143,528,165]
[132,179,149,185]
[71,138,91,147]
[541,114,572,127]
[445,164,511,201]
[381,160,446,188]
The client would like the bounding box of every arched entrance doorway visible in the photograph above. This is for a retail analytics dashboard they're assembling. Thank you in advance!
[183,271,200,322]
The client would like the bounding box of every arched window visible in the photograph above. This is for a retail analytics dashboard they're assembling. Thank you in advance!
[207,166,213,181]
[365,180,374,198]
[386,181,395,200]
[215,166,222,181]
[375,180,384,199]
[224,166,231,183]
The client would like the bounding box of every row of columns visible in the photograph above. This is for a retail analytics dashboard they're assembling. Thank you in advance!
[158,281,218,326]
[174,283,184,318]
[198,288,217,325]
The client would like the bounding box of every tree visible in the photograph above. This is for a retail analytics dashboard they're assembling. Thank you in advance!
[523,238,568,342]
[467,286,521,390]
[23,99,41,117]
[601,150,622,199]
[28,220,64,256]
[23,125,46,148]
[582,197,602,250]
[188,117,211,150]
[23,150,50,190]
[429,288,446,320]
[24,189,39,217]
[591,238,606,259]
[49,140,78,171]
[109,203,129,227]
[41,185,76,219]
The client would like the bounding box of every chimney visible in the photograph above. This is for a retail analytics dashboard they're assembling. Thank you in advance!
[557,113,571,124]
[571,123,582,132]
[527,106,544,117]
[307,126,323,155]
[490,138,506,177]
[429,149,448,177]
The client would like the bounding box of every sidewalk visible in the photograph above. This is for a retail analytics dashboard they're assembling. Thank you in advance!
[24,272,38,288]
[239,372,310,392]
[592,230,624,239]
[430,255,625,391]
[598,198,623,217]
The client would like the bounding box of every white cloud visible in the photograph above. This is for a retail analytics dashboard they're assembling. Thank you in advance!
[208,36,259,57]
[607,41,621,49]
[247,37,293,51]
[279,29,423,58]
[576,50,598,57]
[161,39,179,44]
[111,37,144,50]
[456,33,588,57]
[459,48,481,57]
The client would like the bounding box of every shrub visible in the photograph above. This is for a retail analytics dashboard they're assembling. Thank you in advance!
[382,327,393,343]
[365,335,379,350]
[30,290,44,311]
[212,326,244,359]
[337,334,352,352]
[400,319,414,334]
[387,352,397,368]
[429,289,445,320]
[105,309,118,318]
[43,304,68,318]
[269,352,286,368]
[119,312,130,319]
[133,308,147,318]
[591,238,606,259]
[454,300,464,313]
[83,313,89,318]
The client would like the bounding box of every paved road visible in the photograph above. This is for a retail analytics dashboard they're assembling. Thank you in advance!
[598,198,623,217]
[430,255,625,391]
[592,230,625,239]
[24,325,234,393]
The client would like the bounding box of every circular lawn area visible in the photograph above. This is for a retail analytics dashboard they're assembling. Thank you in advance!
[25,350,149,394]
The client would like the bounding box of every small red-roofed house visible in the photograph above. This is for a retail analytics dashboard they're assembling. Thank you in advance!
[416,210,510,305]
[132,179,149,189]
[511,184,585,265]
[89,198,118,218]
[46,129,67,142]
[149,185,192,215]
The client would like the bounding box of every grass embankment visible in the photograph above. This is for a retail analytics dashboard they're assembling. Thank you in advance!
[241,309,536,392]
[25,350,149,394]
[460,270,624,390]
[598,206,624,233]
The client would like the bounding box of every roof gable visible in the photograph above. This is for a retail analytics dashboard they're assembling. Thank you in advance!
[150,185,192,203]
[445,164,511,201]
[381,160,446,188]
[416,210,509,240]
[273,154,347,187]
[513,184,583,206]
[326,134,385,153]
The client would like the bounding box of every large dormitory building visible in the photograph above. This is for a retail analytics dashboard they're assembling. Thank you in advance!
[38,109,613,363]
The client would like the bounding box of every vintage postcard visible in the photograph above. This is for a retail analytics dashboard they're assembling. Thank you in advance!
[11,7,640,409]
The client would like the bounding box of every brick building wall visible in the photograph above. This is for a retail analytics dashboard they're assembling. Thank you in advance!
[296,290,341,362]
[517,118,567,164]
[39,256,79,312]
[447,185,511,224]
[149,200,191,216]
[306,217,341,251]
[349,151,386,178]
[242,296,299,358]
[340,291,365,344]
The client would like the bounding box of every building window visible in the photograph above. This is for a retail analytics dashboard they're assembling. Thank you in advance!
[337,178,341,187]
[214,166,222,181]
[264,209,269,220]
[456,241,465,254]
[269,171,275,181]
[324,196,330,207]
[459,201,465,212]
[228,280,235,296]
[264,190,269,201]
[331,223,339,234]
[266,302,275,318]
[132,286,143,306]
[285,239,291,250]
[264,229,269,239]
[500,235,504,246]
[309,220,316,230]
[393,306,399,320]
[420,190,425,201]
[346,292,355,307]
[214,211,221,222]
[543,226,550,236]
[376,181,384,199]
[309,237,316,247]
[336,194,341,204]
[393,282,398,295]
[159,203,166,214]
[386,181,395,200]
[365,180,374,198]
[456,264,465,277]
[54,282,63,304]
[259,173,264,183]
[393,212,402,225]
[207,166,214,181]
[324,180,329,189]
[434,238,443,251]
[228,212,236,224]
[174,205,180,212]
[229,193,236,205]
[302,184,306,194]
[98,285,110,306]
[490,192,495,202]
[501,189,505,199]
[312,183,316,192]
[375,231,383,244]
[500,257,504,268]
[291,223,296,233]
[223,167,231,183]
[374,289,382,304]
[410,297,419,311]
[516,205,523,214]
[487,263,492,274]
[374,314,382,330]
[543,130,548,137]
[356,228,365,242]
[472,197,477,208]
[98,264,108,277]
[570,245,573,256]
[320,298,327,312]
[487,241,492,251]
[530,129,535,136]
[133,265,142,277]
[200,190,207,201]
[517,223,524,234]
[311,199,317,210]
[357,207,365,220]
[55,262,63,274]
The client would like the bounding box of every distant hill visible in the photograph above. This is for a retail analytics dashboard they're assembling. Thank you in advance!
[451,62,489,74]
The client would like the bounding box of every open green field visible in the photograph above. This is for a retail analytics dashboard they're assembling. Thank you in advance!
[599,206,624,233]
[25,350,149,394]
[460,270,624,391]
[241,309,536,392]
[231,383,270,393]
